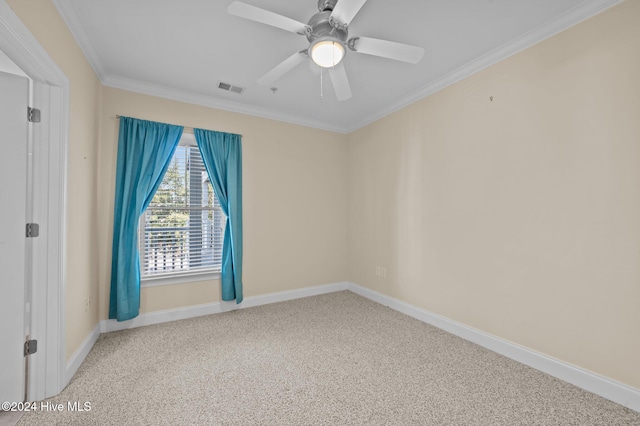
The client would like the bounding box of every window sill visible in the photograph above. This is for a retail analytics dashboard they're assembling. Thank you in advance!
[141,271,221,288]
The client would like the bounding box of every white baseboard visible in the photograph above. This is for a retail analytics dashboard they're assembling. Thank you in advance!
[66,280,639,413]
[346,282,640,413]
[218,281,349,312]
[64,282,348,384]
[65,322,100,387]
[100,301,220,333]
[100,281,349,333]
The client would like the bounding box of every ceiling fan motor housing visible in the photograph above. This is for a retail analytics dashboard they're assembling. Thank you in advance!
[306,11,348,45]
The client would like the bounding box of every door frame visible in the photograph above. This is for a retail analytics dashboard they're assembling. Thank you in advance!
[0,1,68,400]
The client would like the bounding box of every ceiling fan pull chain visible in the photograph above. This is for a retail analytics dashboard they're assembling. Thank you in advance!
[229,0,425,102]
[320,67,324,103]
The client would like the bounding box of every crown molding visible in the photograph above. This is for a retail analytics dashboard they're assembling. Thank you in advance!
[53,0,348,133]
[345,0,624,133]
[102,74,349,133]
[53,0,622,135]
[52,0,107,81]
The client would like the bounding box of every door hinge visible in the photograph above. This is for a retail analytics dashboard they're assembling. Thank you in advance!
[28,107,41,123]
[24,339,37,356]
[26,223,39,238]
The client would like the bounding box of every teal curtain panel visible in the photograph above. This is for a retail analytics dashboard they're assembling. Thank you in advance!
[194,128,243,303]
[109,117,183,321]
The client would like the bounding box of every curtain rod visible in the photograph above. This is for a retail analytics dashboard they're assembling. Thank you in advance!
[116,115,195,134]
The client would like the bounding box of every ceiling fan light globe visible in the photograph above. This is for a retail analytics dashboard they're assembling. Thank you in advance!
[310,40,345,68]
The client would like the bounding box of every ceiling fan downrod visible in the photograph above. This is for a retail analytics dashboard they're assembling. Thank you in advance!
[317,0,338,12]
[227,0,424,101]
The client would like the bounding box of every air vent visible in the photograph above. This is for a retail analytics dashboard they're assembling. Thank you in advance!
[217,81,245,95]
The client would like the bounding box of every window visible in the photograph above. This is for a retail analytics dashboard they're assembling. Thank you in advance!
[138,133,225,281]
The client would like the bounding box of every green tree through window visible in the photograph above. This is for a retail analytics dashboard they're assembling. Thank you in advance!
[138,134,225,278]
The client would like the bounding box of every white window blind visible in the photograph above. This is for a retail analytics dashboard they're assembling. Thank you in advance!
[139,135,225,278]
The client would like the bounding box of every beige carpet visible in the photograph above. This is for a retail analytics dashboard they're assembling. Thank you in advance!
[0,411,23,426]
[17,291,640,425]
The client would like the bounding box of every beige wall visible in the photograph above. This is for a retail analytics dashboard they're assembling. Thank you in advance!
[7,0,102,360]
[9,0,638,394]
[347,0,640,389]
[7,0,347,359]
[98,87,349,319]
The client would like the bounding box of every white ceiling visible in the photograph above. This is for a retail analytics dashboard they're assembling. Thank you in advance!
[53,0,619,133]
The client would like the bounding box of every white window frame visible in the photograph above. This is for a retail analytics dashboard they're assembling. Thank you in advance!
[139,133,224,287]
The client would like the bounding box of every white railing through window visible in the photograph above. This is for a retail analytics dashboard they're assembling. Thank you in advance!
[138,137,225,278]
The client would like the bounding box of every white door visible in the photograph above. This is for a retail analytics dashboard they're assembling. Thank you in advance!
[0,70,29,403]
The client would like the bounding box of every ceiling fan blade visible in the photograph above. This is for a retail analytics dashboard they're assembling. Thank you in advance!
[328,63,352,102]
[227,1,308,34]
[351,36,425,64]
[330,0,368,26]
[257,51,307,86]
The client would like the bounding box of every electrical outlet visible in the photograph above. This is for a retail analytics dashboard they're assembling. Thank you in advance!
[375,266,387,278]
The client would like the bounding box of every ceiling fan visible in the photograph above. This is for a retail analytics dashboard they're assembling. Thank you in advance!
[227,0,425,101]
